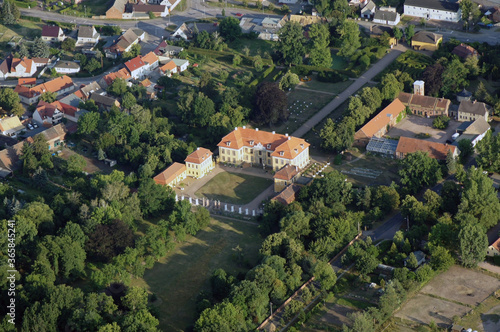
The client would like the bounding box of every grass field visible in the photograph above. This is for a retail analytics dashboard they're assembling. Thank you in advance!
[0,19,43,43]
[298,77,354,95]
[131,217,262,331]
[229,38,275,57]
[195,172,272,205]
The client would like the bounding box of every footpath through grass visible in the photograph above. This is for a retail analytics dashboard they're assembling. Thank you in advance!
[195,172,272,205]
[131,217,262,331]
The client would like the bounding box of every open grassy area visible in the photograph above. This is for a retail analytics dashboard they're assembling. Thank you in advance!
[0,19,43,43]
[262,88,335,135]
[331,51,348,70]
[131,216,262,331]
[229,38,275,57]
[298,76,354,94]
[195,172,272,205]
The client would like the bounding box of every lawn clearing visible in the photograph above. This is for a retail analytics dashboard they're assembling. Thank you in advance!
[0,19,43,42]
[262,88,334,135]
[298,76,354,95]
[331,51,348,70]
[229,38,275,57]
[131,217,262,331]
[195,172,273,205]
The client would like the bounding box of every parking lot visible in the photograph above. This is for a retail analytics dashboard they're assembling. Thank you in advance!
[386,115,462,143]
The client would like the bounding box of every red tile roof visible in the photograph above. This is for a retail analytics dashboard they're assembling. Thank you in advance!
[18,78,36,86]
[154,162,186,186]
[396,137,457,160]
[141,52,158,66]
[490,238,500,252]
[124,56,145,73]
[452,43,478,58]
[154,40,168,55]
[218,128,309,161]
[185,147,212,164]
[356,98,405,138]
[274,164,299,181]
[160,60,176,73]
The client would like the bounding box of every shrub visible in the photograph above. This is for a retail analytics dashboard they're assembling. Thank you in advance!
[317,71,348,83]
[432,115,450,129]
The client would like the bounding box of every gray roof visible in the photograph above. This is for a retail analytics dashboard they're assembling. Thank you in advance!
[370,25,394,36]
[91,94,118,107]
[362,1,376,11]
[412,31,442,44]
[458,100,489,116]
[404,0,459,12]
[55,61,80,69]
[80,81,103,97]
[78,26,97,39]
[109,0,128,13]
[374,10,399,22]
[59,93,83,108]
[464,117,490,135]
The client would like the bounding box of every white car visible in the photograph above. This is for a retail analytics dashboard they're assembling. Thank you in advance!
[33,123,38,129]
[27,124,33,130]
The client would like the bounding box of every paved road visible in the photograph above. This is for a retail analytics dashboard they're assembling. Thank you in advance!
[291,44,408,138]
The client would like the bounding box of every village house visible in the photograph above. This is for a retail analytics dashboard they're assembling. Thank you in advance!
[271,184,301,205]
[404,0,461,22]
[457,100,489,122]
[218,127,310,171]
[172,58,189,72]
[411,31,443,51]
[42,122,76,150]
[159,60,177,77]
[369,25,397,45]
[185,147,214,179]
[373,7,401,25]
[398,81,451,117]
[452,43,479,59]
[455,117,490,147]
[0,140,24,177]
[354,98,406,146]
[106,0,129,19]
[487,238,500,257]
[130,4,169,17]
[76,26,100,47]
[154,40,184,56]
[141,52,159,71]
[124,56,147,79]
[53,61,81,74]
[103,28,145,58]
[139,78,156,100]
[15,75,75,105]
[0,55,36,80]
[361,1,377,19]
[77,81,103,100]
[41,25,66,42]
[18,78,37,87]
[0,116,25,137]
[154,162,187,187]
[273,164,300,192]
[99,68,131,88]
[170,23,194,41]
[395,137,459,160]
[90,93,121,111]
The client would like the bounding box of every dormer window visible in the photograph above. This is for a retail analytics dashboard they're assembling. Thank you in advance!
[267,144,271,149]
[300,144,304,149]
[226,141,231,146]
[279,151,284,156]
[294,149,298,154]
[250,140,254,146]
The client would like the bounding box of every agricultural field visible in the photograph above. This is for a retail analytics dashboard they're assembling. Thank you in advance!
[131,217,263,331]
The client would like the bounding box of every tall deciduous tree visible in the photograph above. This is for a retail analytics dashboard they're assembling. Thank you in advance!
[475,131,500,172]
[253,82,288,125]
[219,17,242,42]
[276,21,306,65]
[308,23,332,68]
[404,24,415,42]
[31,37,50,58]
[381,73,404,100]
[422,63,445,96]
[441,58,469,96]
[337,20,360,58]
[459,222,487,268]
[398,151,442,195]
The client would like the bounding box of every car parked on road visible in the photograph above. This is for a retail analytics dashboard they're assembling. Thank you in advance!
[235,13,243,17]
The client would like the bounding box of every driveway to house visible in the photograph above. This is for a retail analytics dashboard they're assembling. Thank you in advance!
[291,44,408,139]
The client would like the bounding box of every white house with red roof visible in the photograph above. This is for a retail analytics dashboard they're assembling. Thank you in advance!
[0,55,36,80]
[218,127,310,171]
[184,147,214,178]
[141,52,159,72]
[41,25,66,42]
[33,100,77,126]
[124,55,147,79]
[487,238,500,257]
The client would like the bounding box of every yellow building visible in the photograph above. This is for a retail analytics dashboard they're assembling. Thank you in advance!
[273,164,299,192]
[218,127,310,171]
[411,31,442,51]
[185,147,214,178]
[153,162,186,187]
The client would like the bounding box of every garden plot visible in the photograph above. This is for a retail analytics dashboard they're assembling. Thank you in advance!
[341,167,383,179]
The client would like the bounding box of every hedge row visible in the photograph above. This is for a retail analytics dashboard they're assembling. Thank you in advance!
[20,15,41,22]
[249,64,275,86]
[290,64,357,78]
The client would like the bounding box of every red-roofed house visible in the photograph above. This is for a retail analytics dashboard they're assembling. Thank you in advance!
[41,25,66,42]
[154,162,187,187]
[99,68,131,88]
[159,60,177,76]
[185,147,214,178]
[452,43,479,59]
[33,100,77,126]
[354,98,406,147]
[0,55,36,80]
[395,137,459,160]
[15,75,75,104]
[141,51,159,71]
[273,164,299,192]
[487,238,500,257]
[131,4,169,17]
[218,127,310,171]
[124,56,146,79]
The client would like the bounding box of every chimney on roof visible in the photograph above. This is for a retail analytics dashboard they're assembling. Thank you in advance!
[288,136,291,140]
[234,127,238,131]
[197,147,199,150]
[256,128,259,131]
[285,133,289,137]
[272,131,275,134]
[243,125,246,129]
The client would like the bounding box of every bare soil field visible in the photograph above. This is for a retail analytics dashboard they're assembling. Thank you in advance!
[395,294,471,327]
[386,115,462,143]
[421,266,500,307]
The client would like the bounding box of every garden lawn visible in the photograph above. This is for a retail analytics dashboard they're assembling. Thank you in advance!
[0,19,43,42]
[195,172,272,205]
[131,217,262,332]
[229,38,275,57]
[298,77,354,94]
[331,51,347,70]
